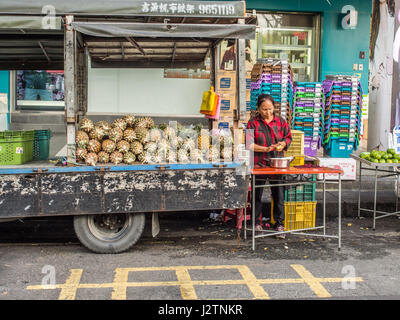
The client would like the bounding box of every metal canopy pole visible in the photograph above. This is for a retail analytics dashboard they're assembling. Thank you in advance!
[236,18,246,123]
[65,15,77,164]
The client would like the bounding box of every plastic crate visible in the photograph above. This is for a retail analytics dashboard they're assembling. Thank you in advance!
[0,130,34,165]
[290,155,305,167]
[270,200,317,231]
[33,130,51,161]
[284,130,304,156]
[325,139,354,157]
[284,175,316,202]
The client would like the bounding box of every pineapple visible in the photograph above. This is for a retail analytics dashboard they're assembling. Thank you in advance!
[123,151,136,164]
[137,152,145,163]
[157,139,169,152]
[142,151,154,164]
[123,127,136,143]
[78,118,94,133]
[177,148,189,163]
[197,132,211,151]
[117,140,130,153]
[221,148,233,161]
[166,149,177,163]
[194,123,204,136]
[85,152,98,166]
[130,141,144,155]
[163,126,177,140]
[144,142,157,154]
[95,121,112,136]
[135,127,149,143]
[97,151,110,164]
[146,128,163,142]
[143,116,155,129]
[110,151,123,165]
[153,151,164,164]
[207,146,220,162]
[102,139,116,153]
[76,147,87,162]
[89,126,106,141]
[133,117,147,129]
[124,115,136,127]
[112,118,127,131]
[109,127,123,143]
[87,139,101,154]
[181,138,196,153]
[189,148,203,163]
[76,130,89,149]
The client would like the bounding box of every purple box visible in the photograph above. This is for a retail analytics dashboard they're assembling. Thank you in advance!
[304,137,320,156]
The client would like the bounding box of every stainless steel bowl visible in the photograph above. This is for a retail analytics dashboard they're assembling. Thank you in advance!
[268,157,294,168]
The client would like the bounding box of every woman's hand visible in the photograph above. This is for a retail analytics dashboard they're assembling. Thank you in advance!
[275,141,286,152]
[264,145,276,153]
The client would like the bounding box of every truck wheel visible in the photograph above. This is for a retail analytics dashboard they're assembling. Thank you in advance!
[73,212,145,254]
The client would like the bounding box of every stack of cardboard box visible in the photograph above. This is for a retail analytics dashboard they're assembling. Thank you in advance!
[212,70,251,130]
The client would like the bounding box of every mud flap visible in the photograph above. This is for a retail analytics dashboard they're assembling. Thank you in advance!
[152,212,160,237]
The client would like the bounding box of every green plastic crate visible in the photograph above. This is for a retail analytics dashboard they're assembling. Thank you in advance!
[33,130,51,161]
[285,175,316,202]
[0,130,34,165]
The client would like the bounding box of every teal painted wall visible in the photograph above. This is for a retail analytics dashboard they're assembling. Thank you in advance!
[0,70,9,129]
[246,0,372,93]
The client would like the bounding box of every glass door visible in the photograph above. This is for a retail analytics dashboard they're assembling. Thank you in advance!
[255,12,321,82]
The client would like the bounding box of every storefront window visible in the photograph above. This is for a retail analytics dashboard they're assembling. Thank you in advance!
[254,12,320,82]
[16,70,65,109]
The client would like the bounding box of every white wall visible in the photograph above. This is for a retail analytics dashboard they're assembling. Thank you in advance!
[88,67,210,116]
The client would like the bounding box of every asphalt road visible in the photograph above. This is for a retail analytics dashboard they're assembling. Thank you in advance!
[0,212,399,306]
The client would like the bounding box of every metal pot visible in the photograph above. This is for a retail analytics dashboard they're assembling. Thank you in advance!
[267,157,294,168]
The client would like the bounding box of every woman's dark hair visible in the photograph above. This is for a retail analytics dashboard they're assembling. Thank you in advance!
[257,94,275,108]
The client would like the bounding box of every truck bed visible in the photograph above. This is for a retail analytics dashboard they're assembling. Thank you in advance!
[0,161,249,219]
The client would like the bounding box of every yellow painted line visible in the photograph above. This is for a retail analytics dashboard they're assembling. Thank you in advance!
[111,268,130,300]
[175,266,198,300]
[290,264,331,298]
[26,265,364,300]
[58,269,83,300]
[237,265,270,299]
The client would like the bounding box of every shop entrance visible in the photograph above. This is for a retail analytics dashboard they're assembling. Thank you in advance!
[252,11,321,82]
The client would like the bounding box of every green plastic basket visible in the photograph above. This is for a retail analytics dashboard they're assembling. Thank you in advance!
[0,130,34,165]
[33,130,51,161]
[285,175,316,202]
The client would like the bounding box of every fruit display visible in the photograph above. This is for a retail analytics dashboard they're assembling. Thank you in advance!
[360,148,400,164]
[75,115,237,166]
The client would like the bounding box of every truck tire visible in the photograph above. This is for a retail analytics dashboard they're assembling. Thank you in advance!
[73,212,145,254]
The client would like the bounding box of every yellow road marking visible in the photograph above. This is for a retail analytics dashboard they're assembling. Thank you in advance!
[175,267,198,300]
[291,264,332,298]
[26,264,364,300]
[236,265,270,299]
[111,268,129,300]
[58,269,83,300]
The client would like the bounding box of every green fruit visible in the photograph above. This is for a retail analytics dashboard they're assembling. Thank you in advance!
[360,152,370,159]
[372,158,379,163]
[374,154,382,160]
[395,154,400,160]
[387,153,393,159]
[379,159,386,163]
[386,159,393,163]
[371,150,378,157]
[387,148,396,155]
[382,153,389,160]
[393,159,399,163]
[365,156,371,162]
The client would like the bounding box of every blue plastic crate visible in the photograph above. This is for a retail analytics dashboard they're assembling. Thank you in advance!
[325,139,354,158]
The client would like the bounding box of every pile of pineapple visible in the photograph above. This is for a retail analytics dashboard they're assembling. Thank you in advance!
[75,115,234,166]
